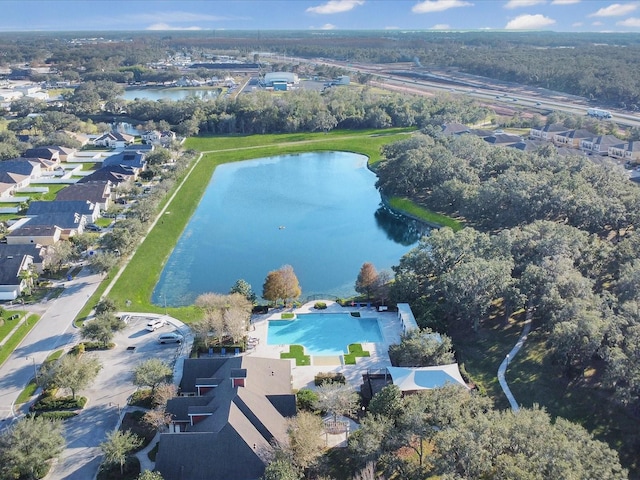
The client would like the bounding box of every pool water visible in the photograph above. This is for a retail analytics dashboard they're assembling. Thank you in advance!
[267,313,383,355]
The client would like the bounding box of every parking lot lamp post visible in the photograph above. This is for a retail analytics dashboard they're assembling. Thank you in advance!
[26,356,38,385]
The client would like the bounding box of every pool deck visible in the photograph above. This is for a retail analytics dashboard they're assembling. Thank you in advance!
[246,300,403,390]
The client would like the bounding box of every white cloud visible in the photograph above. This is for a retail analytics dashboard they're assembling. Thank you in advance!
[505,13,556,28]
[589,3,637,17]
[321,23,338,29]
[412,0,473,14]
[431,23,451,29]
[146,23,203,31]
[306,0,365,14]
[384,26,400,29]
[592,20,604,25]
[504,0,546,9]
[551,0,581,4]
[572,21,584,26]
[618,16,640,26]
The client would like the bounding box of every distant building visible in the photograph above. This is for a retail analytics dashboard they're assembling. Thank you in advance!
[263,72,299,88]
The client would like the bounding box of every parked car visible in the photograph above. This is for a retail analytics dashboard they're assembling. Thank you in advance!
[146,318,166,331]
[158,332,183,344]
[85,223,102,232]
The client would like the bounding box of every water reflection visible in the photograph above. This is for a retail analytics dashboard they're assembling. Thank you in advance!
[374,205,429,246]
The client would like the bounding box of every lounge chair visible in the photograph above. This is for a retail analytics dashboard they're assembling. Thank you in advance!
[220,347,226,356]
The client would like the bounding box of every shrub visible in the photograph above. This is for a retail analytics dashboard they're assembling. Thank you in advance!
[32,395,87,412]
[314,372,346,386]
[252,305,269,314]
[296,388,319,411]
[281,313,295,319]
[129,388,153,408]
[314,302,327,310]
[35,411,78,420]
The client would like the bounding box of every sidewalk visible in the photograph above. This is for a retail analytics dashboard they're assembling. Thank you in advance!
[497,308,533,412]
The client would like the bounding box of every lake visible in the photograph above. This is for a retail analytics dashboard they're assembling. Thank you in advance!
[152,151,426,306]
[122,87,220,102]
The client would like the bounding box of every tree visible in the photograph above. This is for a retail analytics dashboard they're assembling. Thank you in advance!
[286,411,325,470]
[262,265,301,306]
[50,354,102,399]
[100,429,142,475]
[367,385,403,419]
[89,251,119,276]
[262,457,301,480]
[133,359,172,393]
[194,292,251,345]
[138,471,164,480]
[229,279,257,303]
[313,381,359,423]
[81,313,124,347]
[355,262,378,301]
[95,297,117,316]
[0,416,64,480]
[44,241,74,273]
[388,328,456,367]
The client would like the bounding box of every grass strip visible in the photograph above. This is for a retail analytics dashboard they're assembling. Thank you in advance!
[107,129,416,322]
[0,314,40,368]
[388,196,463,231]
[280,344,311,366]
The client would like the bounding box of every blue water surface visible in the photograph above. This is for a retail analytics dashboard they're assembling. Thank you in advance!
[153,151,425,306]
[267,313,383,355]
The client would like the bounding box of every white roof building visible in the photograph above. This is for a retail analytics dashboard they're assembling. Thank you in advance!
[263,72,299,86]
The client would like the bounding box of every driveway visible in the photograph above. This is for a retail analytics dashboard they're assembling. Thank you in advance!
[47,315,187,480]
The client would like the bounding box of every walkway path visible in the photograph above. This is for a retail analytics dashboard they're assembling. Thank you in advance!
[497,308,533,412]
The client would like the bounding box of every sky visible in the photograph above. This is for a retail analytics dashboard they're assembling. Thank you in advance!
[3,0,640,32]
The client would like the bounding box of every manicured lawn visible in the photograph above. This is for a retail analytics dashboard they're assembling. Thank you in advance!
[0,314,40,367]
[106,129,419,322]
[0,310,26,343]
[280,344,311,366]
[343,343,371,365]
[26,184,68,201]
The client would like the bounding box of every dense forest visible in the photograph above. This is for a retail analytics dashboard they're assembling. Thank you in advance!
[2,30,640,107]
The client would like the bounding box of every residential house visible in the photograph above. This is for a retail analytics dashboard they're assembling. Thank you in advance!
[22,147,61,163]
[21,213,84,239]
[529,123,568,141]
[580,135,625,155]
[623,141,640,163]
[552,129,594,148]
[155,356,295,480]
[27,200,99,223]
[102,151,146,173]
[0,253,33,301]
[0,160,41,197]
[93,131,135,148]
[78,165,137,186]
[0,244,46,273]
[6,225,61,246]
[508,139,547,152]
[483,133,522,147]
[441,123,470,136]
[55,181,112,210]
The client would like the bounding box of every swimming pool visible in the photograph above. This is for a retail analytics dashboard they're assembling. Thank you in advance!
[267,313,383,355]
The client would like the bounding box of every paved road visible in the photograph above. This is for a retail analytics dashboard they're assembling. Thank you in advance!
[0,268,104,424]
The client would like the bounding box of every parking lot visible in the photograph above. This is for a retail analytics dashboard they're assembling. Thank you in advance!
[48,314,190,480]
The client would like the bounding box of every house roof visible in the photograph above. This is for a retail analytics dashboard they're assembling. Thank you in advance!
[7,225,60,237]
[78,165,136,184]
[95,131,135,143]
[56,182,110,204]
[0,159,40,176]
[157,356,295,480]
[441,122,470,135]
[627,141,640,152]
[27,200,95,217]
[483,133,522,145]
[0,254,30,286]
[387,364,469,392]
[124,143,154,152]
[23,147,59,160]
[0,244,45,262]
[542,123,568,134]
[24,213,81,229]
[102,151,146,169]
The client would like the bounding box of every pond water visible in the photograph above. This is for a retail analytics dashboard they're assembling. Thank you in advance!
[152,151,427,307]
[122,87,220,102]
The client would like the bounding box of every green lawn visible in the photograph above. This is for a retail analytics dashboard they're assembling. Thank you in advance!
[280,345,311,366]
[0,311,26,343]
[27,184,68,201]
[388,197,463,231]
[343,343,371,365]
[0,314,40,368]
[106,128,422,322]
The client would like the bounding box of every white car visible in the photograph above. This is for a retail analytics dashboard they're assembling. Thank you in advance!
[158,332,183,344]
[146,318,166,331]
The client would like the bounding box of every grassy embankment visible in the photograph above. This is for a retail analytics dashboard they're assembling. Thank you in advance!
[106,128,463,323]
[0,314,40,367]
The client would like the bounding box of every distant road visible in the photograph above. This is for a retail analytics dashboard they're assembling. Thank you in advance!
[293,56,640,128]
